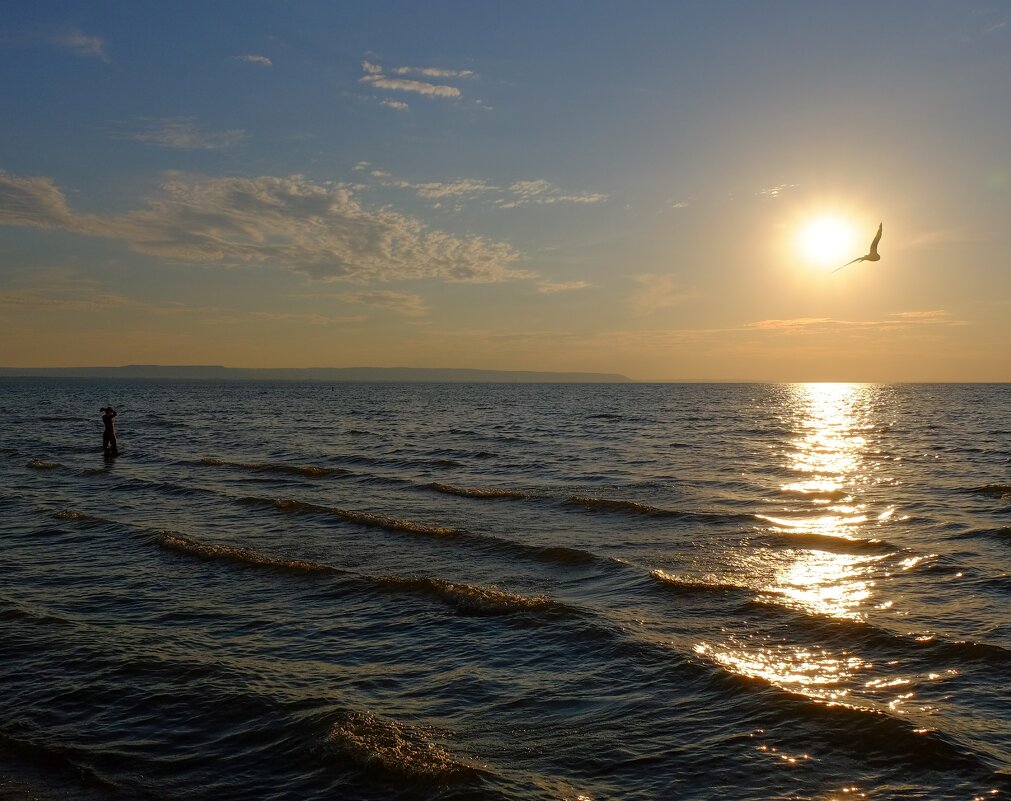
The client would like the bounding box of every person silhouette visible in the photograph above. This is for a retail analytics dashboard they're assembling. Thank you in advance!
[101,407,119,456]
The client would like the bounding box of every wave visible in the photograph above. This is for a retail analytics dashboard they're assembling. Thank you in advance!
[534,545,598,565]
[695,648,998,776]
[0,603,72,627]
[27,458,62,470]
[146,417,189,428]
[960,526,1011,544]
[326,711,482,782]
[969,484,1011,500]
[739,597,1011,667]
[333,508,459,536]
[760,528,898,555]
[776,488,851,501]
[52,510,109,525]
[0,731,120,795]
[374,575,567,617]
[38,415,90,422]
[240,495,603,570]
[200,457,350,478]
[0,446,18,456]
[425,482,529,500]
[239,496,460,536]
[650,569,767,595]
[155,531,335,574]
[564,495,748,522]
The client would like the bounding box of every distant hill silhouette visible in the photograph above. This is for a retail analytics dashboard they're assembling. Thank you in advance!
[0,365,631,383]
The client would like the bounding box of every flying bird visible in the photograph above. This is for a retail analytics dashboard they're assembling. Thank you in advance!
[834,223,882,273]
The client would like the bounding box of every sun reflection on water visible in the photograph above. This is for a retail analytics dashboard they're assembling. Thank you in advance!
[698,383,895,705]
[766,383,881,620]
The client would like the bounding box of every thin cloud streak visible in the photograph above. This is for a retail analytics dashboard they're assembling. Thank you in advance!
[360,59,464,99]
[49,28,109,62]
[234,54,272,66]
[629,274,697,313]
[334,290,428,316]
[361,74,460,97]
[363,166,607,208]
[115,118,247,150]
[536,281,591,294]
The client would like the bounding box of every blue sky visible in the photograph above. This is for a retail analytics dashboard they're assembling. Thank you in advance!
[1,1,1009,379]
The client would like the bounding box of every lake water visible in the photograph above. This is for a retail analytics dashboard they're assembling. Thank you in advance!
[1,380,1009,800]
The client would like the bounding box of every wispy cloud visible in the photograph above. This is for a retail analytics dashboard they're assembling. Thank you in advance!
[0,168,529,284]
[361,167,606,209]
[334,290,428,316]
[536,280,590,294]
[756,183,799,200]
[889,310,955,320]
[361,74,460,97]
[0,288,132,312]
[497,179,608,208]
[408,179,494,199]
[744,311,965,333]
[0,286,364,326]
[380,99,409,111]
[628,274,696,313]
[234,54,272,66]
[360,59,463,98]
[390,65,474,79]
[49,27,109,62]
[116,117,246,150]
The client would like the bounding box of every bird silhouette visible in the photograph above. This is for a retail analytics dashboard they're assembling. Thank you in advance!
[834,223,882,273]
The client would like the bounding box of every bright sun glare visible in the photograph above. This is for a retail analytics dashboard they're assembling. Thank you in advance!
[797,216,857,268]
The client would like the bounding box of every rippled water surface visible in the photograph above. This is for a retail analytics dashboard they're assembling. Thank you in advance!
[1,380,1009,800]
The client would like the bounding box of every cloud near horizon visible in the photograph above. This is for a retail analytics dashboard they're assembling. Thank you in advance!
[0,169,529,284]
[744,311,965,334]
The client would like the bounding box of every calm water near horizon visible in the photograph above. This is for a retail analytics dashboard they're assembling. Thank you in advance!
[1,380,1009,800]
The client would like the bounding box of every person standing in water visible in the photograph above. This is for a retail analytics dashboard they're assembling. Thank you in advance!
[101,407,118,456]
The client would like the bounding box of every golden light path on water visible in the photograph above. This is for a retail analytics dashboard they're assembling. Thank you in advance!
[695,384,927,713]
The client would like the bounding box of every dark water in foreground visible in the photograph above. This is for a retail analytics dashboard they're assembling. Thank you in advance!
[1,380,1009,800]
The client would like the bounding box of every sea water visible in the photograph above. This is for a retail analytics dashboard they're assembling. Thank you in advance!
[1,380,1008,800]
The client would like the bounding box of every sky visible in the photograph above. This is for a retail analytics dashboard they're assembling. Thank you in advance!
[1,1,1009,381]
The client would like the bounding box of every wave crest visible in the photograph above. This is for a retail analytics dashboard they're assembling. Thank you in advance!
[969,484,1011,500]
[240,496,460,537]
[425,482,528,500]
[378,575,564,616]
[650,568,762,594]
[27,458,62,470]
[200,457,349,478]
[327,712,480,781]
[155,531,334,574]
[564,495,743,521]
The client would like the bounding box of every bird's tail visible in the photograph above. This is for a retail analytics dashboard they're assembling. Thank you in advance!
[832,257,862,274]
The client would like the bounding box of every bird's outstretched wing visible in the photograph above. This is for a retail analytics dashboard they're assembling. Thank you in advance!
[869,222,883,256]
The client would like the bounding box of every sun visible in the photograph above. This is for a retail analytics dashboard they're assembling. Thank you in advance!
[797,216,857,268]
